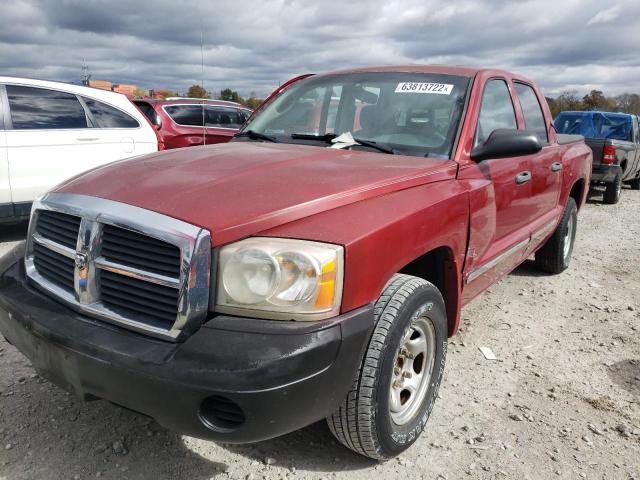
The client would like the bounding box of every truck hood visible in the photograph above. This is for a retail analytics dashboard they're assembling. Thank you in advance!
[56,142,457,245]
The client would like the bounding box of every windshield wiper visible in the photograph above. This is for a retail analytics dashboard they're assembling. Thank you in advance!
[351,137,395,155]
[292,132,395,154]
[235,130,279,143]
[291,133,337,142]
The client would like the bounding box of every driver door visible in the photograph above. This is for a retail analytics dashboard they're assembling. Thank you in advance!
[460,78,533,303]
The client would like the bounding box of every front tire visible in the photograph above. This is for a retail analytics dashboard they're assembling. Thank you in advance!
[327,274,448,460]
[603,173,622,204]
[534,197,578,274]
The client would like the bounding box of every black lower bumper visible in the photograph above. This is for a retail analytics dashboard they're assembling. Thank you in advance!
[591,163,621,184]
[0,243,374,443]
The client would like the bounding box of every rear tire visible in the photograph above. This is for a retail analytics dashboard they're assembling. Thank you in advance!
[534,197,578,274]
[327,274,448,460]
[629,177,640,190]
[603,173,622,204]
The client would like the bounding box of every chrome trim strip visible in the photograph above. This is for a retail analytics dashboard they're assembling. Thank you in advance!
[32,233,76,259]
[76,217,101,305]
[95,258,181,289]
[25,193,211,341]
[531,219,557,245]
[466,237,530,284]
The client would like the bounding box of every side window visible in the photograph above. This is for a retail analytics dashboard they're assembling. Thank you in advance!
[475,79,517,146]
[164,105,204,126]
[237,109,251,125]
[82,97,139,128]
[514,83,548,142]
[204,106,248,129]
[7,85,88,130]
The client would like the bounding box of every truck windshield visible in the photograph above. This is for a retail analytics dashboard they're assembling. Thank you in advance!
[240,72,470,158]
[554,111,633,141]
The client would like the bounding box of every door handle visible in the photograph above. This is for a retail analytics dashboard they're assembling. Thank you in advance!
[550,162,562,172]
[515,171,532,185]
[76,137,99,142]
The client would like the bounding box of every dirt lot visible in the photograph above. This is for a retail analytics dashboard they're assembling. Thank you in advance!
[0,190,639,480]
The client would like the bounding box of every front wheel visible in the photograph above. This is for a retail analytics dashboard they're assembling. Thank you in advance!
[327,274,448,460]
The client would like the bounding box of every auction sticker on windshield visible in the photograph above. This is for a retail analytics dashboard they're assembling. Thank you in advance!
[395,82,453,94]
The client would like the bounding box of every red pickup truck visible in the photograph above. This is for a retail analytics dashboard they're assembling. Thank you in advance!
[0,66,591,460]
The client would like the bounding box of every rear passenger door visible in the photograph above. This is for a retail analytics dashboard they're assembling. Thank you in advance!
[461,78,533,301]
[80,96,145,157]
[4,84,98,206]
[513,82,561,226]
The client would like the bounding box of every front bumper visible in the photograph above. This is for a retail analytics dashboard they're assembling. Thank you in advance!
[591,163,622,184]
[0,243,374,443]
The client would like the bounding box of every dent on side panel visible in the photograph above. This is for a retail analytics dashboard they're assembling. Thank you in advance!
[456,165,496,305]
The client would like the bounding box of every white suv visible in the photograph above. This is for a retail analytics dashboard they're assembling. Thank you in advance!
[0,77,158,223]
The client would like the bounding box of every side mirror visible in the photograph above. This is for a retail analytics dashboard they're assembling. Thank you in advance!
[471,129,542,162]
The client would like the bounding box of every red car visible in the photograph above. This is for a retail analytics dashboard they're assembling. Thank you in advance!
[1,65,592,459]
[133,98,252,149]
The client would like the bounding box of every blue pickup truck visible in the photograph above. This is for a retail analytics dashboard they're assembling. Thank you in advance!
[554,111,640,204]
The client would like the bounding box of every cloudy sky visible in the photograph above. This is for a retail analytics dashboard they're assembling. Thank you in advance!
[1,0,639,98]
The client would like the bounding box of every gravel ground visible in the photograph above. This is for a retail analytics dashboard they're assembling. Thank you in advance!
[0,189,639,480]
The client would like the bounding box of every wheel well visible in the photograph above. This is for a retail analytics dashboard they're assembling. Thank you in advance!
[569,178,585,210]
[398,246,459,336]
[621,160,627,175]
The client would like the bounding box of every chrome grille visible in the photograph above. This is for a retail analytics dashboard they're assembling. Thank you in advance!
[33,242,75,292]
[101,224,181,277]
[25,193,211,340]
[99,269,180,329]
[35,210,81,249]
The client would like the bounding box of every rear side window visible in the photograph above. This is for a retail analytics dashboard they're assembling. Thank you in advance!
[164,105,204,126]
[7,85,88,130]
[514,83,548,142]
[82,97,139,128]
[475,79,517,146]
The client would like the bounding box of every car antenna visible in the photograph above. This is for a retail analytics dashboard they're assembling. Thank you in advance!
[200,25,206,146]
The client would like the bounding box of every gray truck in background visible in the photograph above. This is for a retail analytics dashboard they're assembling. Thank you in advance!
[554,111,640,204]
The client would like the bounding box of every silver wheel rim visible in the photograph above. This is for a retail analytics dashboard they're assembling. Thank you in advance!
[563,212,574,260]
[389,316,436,426]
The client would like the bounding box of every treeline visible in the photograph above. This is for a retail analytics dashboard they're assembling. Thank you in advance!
[546,90,640,118]
[183,85,263,109]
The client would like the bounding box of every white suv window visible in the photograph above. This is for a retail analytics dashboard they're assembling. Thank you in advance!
[82,97,139,128]
[7,85,88,130]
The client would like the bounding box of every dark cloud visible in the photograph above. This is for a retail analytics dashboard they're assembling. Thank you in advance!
[0,0,638,97]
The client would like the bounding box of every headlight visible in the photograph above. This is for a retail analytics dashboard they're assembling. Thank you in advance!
[216,238,344,320]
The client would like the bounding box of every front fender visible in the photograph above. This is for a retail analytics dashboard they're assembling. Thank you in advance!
[260,181,470,333]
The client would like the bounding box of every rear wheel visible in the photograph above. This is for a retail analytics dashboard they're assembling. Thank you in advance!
[534,197,578,274]
[603,173,622,204]
[629,177,640,190]
[327,274,447,460]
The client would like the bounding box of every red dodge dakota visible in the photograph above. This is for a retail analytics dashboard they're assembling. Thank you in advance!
[0,66,591,459]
